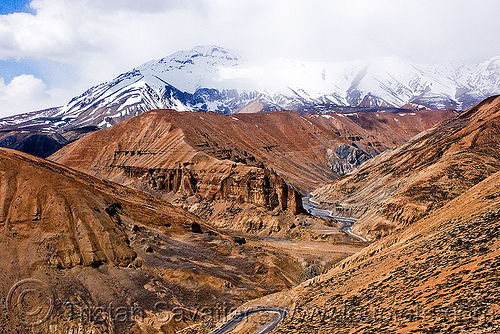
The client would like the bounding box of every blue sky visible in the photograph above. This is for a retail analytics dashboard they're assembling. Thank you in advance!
[1,0,500,117]
[0,2,40,84]
[0,58,73,85]
[1,1,37,83]
[0,0,34,15]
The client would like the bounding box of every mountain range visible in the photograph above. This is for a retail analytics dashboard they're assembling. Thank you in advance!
[0,50,499,331]
[1,45,500,136]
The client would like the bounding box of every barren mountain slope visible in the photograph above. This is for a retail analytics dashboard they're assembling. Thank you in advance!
[272,168,500,333]
[48,109,452,239]
[186,168,500,333]
[312,95,500,240]
[49,109,453,193]
[0,148,325,333]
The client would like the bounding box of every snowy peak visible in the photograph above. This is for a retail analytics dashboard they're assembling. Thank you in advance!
[2,46,500,133]
[155,45,244,66]
[468,56,500,93]
[137,45,244,93]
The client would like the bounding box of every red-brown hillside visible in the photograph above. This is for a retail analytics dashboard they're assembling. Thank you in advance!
[49,109,453,193]
[0,148,320,333]
[272,165,500,333]
[313,95,500,240]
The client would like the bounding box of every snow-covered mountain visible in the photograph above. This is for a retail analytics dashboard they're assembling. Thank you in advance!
[1,45,500,132]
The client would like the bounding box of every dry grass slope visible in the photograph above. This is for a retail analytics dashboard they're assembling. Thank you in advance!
[313,95,500,240]
[274,168,500,333]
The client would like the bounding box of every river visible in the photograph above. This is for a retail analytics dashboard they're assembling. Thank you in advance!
[302,194,367,242]
[209,195,366,334]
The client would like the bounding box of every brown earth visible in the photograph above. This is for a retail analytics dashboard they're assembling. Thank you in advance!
[271,168,500,333]
[185,158,500,334]
[0,147,361,333]
[49,109,453,193]
[48,109,453,238]
[312,95,500,240]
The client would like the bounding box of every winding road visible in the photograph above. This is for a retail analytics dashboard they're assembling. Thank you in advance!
[210,196,365,333]
[210,307,288,334]
[302,195,367,242]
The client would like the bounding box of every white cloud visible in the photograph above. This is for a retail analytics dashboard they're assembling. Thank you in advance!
[2,74,46,98]
[0,74,54,116]
[1,0,500,116]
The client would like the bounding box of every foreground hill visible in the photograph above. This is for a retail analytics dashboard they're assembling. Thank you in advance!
[185,146,500,333]
[0,148,328,333]
[272,168,500,333]
[312,95,500,240]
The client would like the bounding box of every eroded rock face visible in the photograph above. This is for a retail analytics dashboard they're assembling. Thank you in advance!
[119,164,303,214]
[50,109,455,194]
[327,143,373,176]
[0,149,137,269]
[49,111,310,220]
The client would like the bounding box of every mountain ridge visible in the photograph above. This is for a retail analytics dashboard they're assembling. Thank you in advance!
[311,95,500,240]
[1,45,499,136]
[48,108,454,193]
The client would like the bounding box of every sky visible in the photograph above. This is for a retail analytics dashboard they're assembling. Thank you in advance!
[0,0,500,117]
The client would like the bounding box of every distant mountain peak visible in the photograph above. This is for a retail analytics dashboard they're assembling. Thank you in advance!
[135,45,243,94]
[190,44,241,56]
[143,45,243,68]
[1,46,500,133]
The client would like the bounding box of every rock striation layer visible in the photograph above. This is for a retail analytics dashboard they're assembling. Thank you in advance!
[313,95,500,240]
[0,147,324,333]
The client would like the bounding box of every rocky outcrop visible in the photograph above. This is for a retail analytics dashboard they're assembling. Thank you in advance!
[119,164,303,214]
[327,143,373,176]
[123,165,197,196]
[286,187,303,215]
